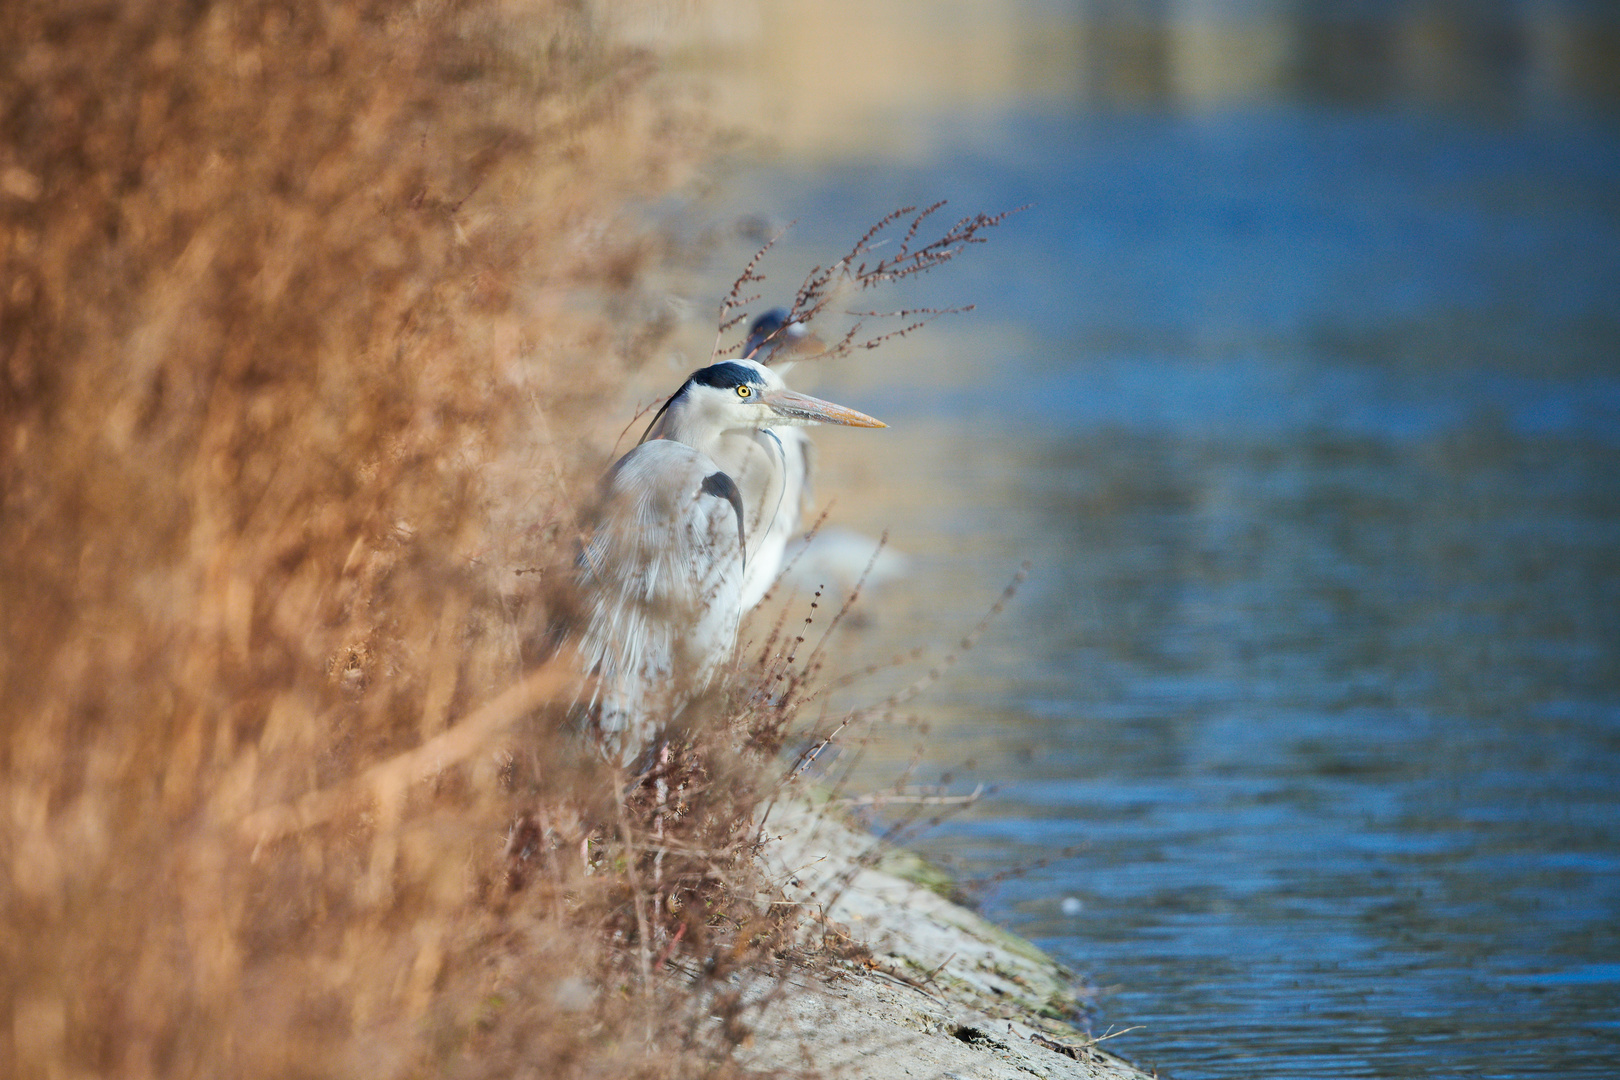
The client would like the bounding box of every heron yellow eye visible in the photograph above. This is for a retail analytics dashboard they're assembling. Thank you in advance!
[736,385,752,398]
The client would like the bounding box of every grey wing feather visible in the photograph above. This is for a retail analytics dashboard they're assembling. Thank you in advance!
[700,470,748,557]
[577,440,746,761]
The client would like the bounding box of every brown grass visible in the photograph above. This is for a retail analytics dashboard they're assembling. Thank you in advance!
[0,2,792,1077]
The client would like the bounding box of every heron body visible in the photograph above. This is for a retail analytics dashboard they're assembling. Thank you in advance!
[737,308,913,608]
[578,357,882,760]
[577,440,747,758]
[734,309,818,608]
[780,525,911,597]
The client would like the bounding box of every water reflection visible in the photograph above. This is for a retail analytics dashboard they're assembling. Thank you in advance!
[649,1,1620,1076]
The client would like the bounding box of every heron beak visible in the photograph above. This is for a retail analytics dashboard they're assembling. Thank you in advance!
[761,388,886,428]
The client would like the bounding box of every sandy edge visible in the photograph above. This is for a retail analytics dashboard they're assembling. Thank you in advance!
[724,796,1158,1080]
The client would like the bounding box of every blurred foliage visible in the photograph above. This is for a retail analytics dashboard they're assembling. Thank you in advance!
[0,1,779,1076]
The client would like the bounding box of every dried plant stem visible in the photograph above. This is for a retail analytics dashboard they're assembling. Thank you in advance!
[615,764,657,994]
[835,785,986,808]
[239,657,577,852]
[717,202,1024,361]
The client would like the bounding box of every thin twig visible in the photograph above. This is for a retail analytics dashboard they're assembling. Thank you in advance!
[239,657,577,853]
[833,784,986,808]
[614,764,656,992]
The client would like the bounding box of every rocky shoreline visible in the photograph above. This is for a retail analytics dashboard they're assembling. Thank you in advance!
[737,796,1156,1079]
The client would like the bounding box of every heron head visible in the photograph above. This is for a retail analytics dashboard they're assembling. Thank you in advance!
[644,359,884,445]
[743,308,823,367]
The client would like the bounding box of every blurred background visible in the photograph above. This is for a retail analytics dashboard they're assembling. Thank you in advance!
[642,1,1620,1077]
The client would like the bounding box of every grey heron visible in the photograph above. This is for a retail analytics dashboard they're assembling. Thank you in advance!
[577,357,884,761]
[733,308,818,608]
[741,309,909,608]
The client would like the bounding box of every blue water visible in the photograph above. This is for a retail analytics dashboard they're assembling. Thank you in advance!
[683,47,1620,1080]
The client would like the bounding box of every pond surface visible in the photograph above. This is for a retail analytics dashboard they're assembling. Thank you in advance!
[665,4,1620,1076]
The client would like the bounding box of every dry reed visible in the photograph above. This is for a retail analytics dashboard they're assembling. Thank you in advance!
[0,2,751,1076]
